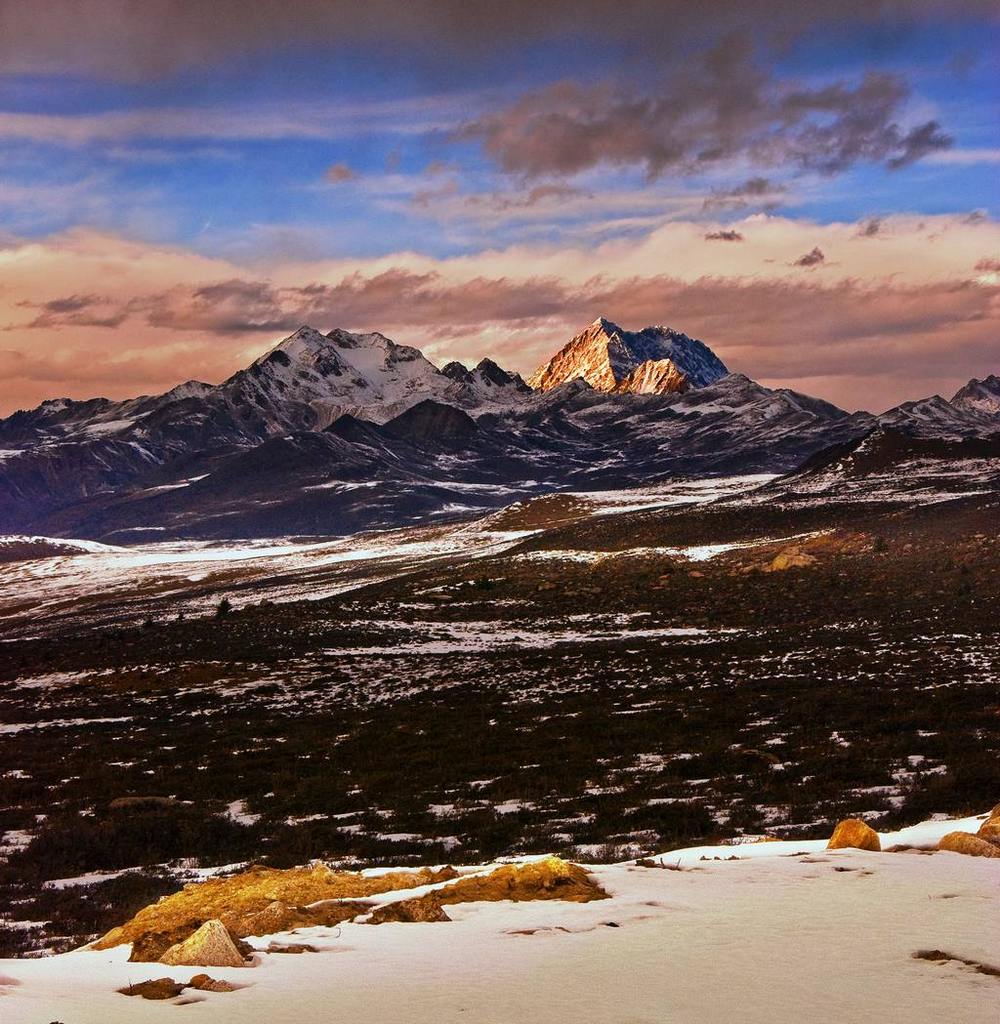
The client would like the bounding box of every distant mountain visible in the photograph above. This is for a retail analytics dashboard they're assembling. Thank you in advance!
[0,318,994,541]
[527,317,728,395]
[772,425,1000,507]
[878,376,1000,440]
[950,374,1000,417]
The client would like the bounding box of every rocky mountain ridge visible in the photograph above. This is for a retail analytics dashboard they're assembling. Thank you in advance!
[0,319,995,540]
[527,316,729,394]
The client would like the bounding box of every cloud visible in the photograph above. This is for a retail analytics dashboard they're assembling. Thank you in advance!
[0,95,470,145]
[325,162,358,183]
[885,120,952,169]
[0,213,996,415]
[792,246,825,267]
[974,257,1000,271]
[0,1,993,79]
[703,177,784,212]
[15,293,129,330]
[926,147,1000,165]
[460,39,954,182]
[856,217,882,237]
[705,230,745,241]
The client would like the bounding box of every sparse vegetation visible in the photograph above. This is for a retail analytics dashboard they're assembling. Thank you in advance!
[0,488,996,955]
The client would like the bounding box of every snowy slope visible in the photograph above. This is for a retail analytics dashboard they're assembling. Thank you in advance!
[217,326,465,431]
[528,316,729,394]
[0,812,995,1024]
[950,374,1000,417]
[878,378,1000,439]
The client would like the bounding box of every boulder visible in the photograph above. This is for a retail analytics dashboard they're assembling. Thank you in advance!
[160,919,247,968]
[367,857,607,925]
[767,548,818,572]
[827,819,881,852]
[188,973,238,992]
[118,978,185,1000]
[96,862,456,953]
[129,927,199,963]
[222,898,363,938]
[976,820,1000,845]
[937,831,1000,858]
[368,897,451,924]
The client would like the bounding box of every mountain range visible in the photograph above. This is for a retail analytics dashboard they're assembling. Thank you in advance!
[0,317,996,541]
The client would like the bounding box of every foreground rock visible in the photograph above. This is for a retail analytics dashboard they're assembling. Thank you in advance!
[827,819,881,852]
[977,820,1000,845]
[159,920,247,968]
[118,978,185,1000]
[368,896,452,924]
[95,862,457,957]
[937,831,1000,858]
[188,973,239,992]
[976,808,1000,846]
[230,898,365,937]
[766,548,818,572]
[368,857,608,925]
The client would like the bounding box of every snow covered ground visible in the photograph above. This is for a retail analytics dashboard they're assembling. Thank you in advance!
[0,524,535,636]
[0,474,769,637]
[0,814,995,1023]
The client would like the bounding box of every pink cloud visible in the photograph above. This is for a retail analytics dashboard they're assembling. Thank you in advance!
[0,216,996,415]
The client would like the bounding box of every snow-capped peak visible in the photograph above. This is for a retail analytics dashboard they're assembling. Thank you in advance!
[950,374,1000,416]
[528,318,728,395]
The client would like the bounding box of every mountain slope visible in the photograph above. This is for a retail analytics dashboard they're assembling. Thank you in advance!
[6,373,874,540]
[527,316,728,394]
[0,319,994,541]
[950,373,1000,417]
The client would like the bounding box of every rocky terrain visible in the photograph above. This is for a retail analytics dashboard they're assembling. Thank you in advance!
[2,316,995,541]
[1,427,997,958]
[0,812,996,1023]
[0,318,997,993]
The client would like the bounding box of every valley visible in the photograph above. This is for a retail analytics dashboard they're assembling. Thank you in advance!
[2,450,997,957]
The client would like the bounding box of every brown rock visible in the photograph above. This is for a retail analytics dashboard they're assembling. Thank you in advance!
[767,549,818,572]
[366,857,608,926]
[222,898,363,938]
[188,973,238,992]
[368,896,451,924]
[160,919,247,968]
[436,857,607,907]
[937,831,1000,858]
[265,942,318,954]
[976,820,1000,845]
[827,819,881,852]
[118,978,185,1000]
[96,862,457,953]
[129,927,199,963]
[109,796,178,810]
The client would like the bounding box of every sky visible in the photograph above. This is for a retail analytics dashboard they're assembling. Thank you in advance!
[0,0,997,414]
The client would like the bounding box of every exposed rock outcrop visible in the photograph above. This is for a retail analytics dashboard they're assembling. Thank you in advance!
[827,819,881,852]
[118,978,185,1000]
[95,862,458,955]
[368,896,452,924]
[159,919,247,968]
[767,548,818,571]
[367,857,608,925]
[976,820,1000,845]
[938,831,1000,858]
[188,973,239,992]
[224,898,366,938]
